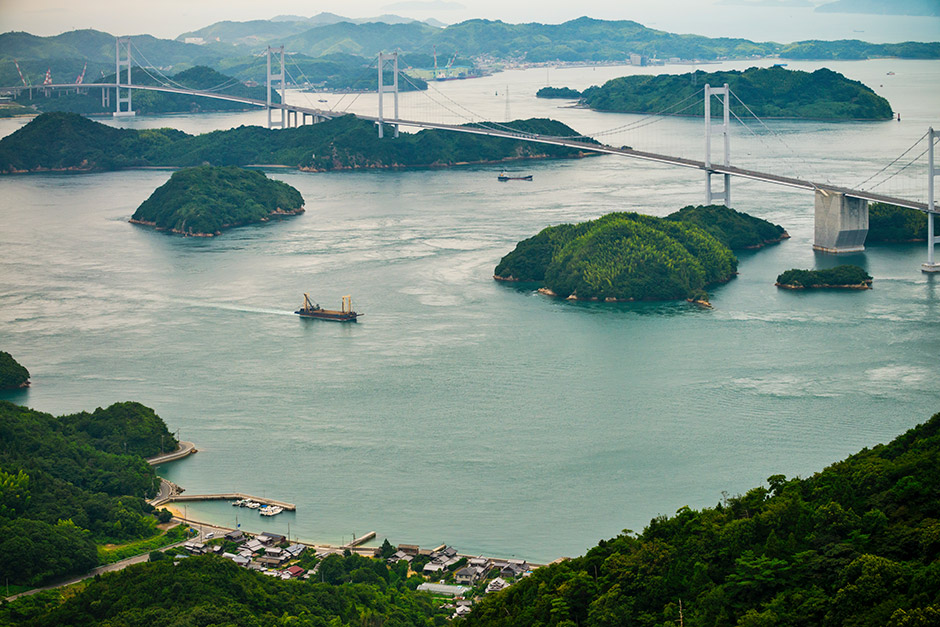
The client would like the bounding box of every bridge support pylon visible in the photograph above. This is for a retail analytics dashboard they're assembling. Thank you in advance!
[813,190,868,254]
[377,52,399,139]
[267,46,286,130]
[704,83,730,207]
[114,37,135,117]
[923,127,940,272]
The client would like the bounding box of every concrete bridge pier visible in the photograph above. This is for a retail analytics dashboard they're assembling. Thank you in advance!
[813,189,868,254]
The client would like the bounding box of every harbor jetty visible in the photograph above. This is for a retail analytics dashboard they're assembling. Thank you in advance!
[155,493,296,510]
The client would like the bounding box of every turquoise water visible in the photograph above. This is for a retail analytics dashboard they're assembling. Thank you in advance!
[0,60,938,562]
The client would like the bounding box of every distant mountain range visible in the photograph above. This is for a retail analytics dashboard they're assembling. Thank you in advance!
[178,12,446,46]
[1,16,937,89]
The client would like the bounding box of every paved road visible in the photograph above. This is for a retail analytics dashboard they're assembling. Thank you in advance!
[4,537,189,602]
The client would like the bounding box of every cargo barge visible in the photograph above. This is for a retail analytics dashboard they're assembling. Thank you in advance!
[295,294,361,322]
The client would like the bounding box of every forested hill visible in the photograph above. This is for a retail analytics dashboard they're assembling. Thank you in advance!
[582,66,893,120]
[131,166,305,236]
[0,112,595,173]
[494,206,786,302]
[466,412,940,627]
[0,401,178,587]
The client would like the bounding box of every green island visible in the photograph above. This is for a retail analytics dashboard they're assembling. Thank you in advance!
[0,112,595,174]
[0,351,30,389]
[536,87,583,99]
[465,411,940,626]
[868,202,931,243]
[494,205,786,303]
[0,400,179,589]
[4,410,939,625]
[130,166,305,237]
[776,265,873,289]
[581,67,893,120]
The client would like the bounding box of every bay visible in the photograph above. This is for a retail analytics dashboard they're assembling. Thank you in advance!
[0,58,938,562]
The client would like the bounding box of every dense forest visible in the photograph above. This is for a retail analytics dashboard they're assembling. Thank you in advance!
[867,203,930,243]
[466,411,940,626]
[776,265,873,289]
[0,351,29,389]
[0,554,449,626]
[131,165,305,236]
[0,401,178,586]
[664,205,788,250]
[581,67,893,120]
[494,205,785,302]
[0,112,595,173]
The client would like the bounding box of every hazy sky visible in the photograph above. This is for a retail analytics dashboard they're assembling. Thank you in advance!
[1,0,937,43]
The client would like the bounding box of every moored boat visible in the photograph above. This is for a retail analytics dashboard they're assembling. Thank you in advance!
[295,293,361,322]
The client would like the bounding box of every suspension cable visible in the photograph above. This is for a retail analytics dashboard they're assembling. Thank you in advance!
[854,129,930,190]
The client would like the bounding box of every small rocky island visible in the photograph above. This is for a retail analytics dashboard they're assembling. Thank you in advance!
[0,351,30,389]
[494,205,786,303]
[536,87,583,99]
[776,265,873,290]
[130,166,305,237]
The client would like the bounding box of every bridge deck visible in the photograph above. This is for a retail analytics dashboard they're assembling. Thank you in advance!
[7,82,930,213]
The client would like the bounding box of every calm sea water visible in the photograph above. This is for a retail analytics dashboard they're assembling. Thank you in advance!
[1,59,938,562]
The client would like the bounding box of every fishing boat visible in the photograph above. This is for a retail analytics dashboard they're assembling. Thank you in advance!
[260,506,284,517]
[498,171,533,182]
[295,293,360,322]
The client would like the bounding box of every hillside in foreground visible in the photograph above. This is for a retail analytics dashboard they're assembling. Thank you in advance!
[467,411,940,626]
[3,409,938,625]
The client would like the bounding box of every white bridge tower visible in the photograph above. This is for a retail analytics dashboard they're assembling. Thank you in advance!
[114,37,135,117]
[266,46,286,129]
[377,52,399,139]
[704,84,730,206]
[924,127,940,272]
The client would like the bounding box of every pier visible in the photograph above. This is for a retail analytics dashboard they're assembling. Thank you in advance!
[155,493,296,510]
[344,531,376,548]
[146,441,197,466]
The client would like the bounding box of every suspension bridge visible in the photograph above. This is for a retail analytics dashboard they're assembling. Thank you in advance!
[5,37,938,271]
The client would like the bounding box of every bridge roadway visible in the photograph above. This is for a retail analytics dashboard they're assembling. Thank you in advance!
[15,82,931,213]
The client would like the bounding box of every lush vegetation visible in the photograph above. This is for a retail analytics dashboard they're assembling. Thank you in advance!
[467,411,940,626]
[0,401,177,586]
[0,554,449,626]
[537,87,583,99]
[131,165,305,236]
[494,212,739,302]
[0,111,187,172]
[780,40,940,60]
[96,524,189,565]
[582,67,893,120]
[665,205,788,250]
[0,351,30,389]
[868,202,930,243]
[0,112,594,174]
[776,265,873,289]
[495,206,786,301]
